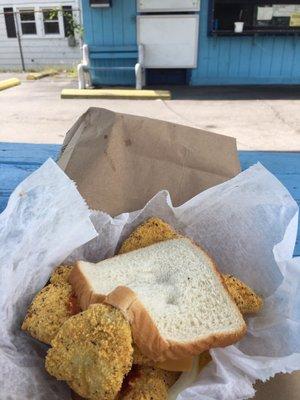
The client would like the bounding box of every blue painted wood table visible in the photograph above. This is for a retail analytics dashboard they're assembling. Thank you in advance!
[0,142,299,256]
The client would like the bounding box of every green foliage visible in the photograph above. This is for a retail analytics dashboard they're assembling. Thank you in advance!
[48,8,84,38]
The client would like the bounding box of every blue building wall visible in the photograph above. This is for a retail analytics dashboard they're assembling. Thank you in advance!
[191,0,300,85]
[82,0,136,85]
[82,0,300,86]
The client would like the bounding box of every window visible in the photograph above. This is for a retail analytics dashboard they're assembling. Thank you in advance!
[4,7,17,38]
[43,9,60,34]
[209,0,300,36]
[19,9,36,35]
[62,6,74,37]
[7,6,75,39]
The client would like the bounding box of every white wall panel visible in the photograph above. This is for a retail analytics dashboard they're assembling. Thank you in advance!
[137,15,199,68]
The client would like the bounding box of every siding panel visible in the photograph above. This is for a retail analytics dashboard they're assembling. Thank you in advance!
[291,37,300,78]
[83,0,136,86]
[227,38,239,78]
[0,1,80,70]
[101,8,114,45]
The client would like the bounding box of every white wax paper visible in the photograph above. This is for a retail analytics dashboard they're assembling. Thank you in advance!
[0,159,97,400]
[1,160,299,400]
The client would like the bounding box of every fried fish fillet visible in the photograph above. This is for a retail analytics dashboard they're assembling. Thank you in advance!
[50,265,73,284]
[121,366,180,400]
[45,304,133,400]
[224,274,263,315]
[22,265,80,345]
[118,217,180,254]
[21,282,77,345]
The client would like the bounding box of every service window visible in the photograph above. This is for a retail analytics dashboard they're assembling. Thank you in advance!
[212,2,254,31]
[19,9,37,35]
[209,0,300,35]
[43,9,60,34]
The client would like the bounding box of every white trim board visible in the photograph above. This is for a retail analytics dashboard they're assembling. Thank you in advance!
[137,0,200,13]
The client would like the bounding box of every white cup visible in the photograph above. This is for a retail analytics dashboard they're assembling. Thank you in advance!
[234,22,244,33]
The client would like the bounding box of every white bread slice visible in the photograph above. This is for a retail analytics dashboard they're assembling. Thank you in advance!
[69,238,246,362]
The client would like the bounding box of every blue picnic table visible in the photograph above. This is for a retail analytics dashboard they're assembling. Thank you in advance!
[0,142,299,256]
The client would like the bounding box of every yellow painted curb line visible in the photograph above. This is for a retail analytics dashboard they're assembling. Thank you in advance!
[27,69,58,80]
[0,78,21,91]
[61,88,171,100]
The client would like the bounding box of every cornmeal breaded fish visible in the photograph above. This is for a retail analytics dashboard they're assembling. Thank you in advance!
[121,366,180,400]
[21,282,78,345]
[118,217,180,254]
[45,304,133,400]
[50,265,73,284]
[223,274,263,315]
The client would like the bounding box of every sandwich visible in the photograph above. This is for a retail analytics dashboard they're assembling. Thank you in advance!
[21,217,263,400]
[70,238,247,362]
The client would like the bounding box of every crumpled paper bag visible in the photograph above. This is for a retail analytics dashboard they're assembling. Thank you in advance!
[0,160,299,400]
[58,107,241,216]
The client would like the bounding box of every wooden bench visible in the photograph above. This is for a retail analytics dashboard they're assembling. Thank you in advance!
[78,44,143,89]
[0,143,299,256]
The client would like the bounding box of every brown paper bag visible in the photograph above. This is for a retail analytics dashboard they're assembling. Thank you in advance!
[254,373,300,400]
[58,107,240,216]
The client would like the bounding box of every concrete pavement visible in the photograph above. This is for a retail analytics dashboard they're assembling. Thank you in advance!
[0,72,299,150]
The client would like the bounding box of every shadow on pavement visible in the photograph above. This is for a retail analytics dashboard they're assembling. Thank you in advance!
[149,85,300,101]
